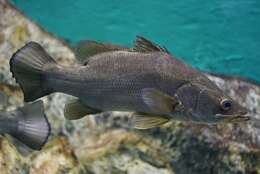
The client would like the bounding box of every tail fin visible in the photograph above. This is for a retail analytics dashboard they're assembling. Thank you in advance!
[12,100,51,150]
[10,42,57,102]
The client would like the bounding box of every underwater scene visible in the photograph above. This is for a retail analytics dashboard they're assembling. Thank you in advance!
[0,0,259,174]
[11,0,260,83]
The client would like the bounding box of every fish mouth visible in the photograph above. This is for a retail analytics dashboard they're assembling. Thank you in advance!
[215,111,250,123]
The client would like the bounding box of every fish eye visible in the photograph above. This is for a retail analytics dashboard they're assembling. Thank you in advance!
[220,99,232,111]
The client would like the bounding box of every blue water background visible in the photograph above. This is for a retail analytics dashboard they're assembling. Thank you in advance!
[11,0,260,82]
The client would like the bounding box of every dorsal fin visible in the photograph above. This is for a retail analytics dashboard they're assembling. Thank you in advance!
[74,40,127,65]
[133,36,170,53]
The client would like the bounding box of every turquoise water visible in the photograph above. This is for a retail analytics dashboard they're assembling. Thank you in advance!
[11,0,260,83]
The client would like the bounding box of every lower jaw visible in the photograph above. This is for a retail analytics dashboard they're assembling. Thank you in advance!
[226,116,249,122]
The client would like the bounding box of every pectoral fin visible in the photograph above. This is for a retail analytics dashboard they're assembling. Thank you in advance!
[133,36,170,53]
[142,88,181,114]
[131,113,169,129]
[74,40,127,65]
[64,98,100,120]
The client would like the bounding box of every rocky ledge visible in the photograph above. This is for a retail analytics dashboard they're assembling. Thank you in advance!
[0,1,260,174]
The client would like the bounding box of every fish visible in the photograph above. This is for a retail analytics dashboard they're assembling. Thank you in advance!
[9,36,249,129]
[0,100,50,150]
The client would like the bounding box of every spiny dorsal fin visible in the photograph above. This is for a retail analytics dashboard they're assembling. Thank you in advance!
[131,113,169,129]
[74,40,127,65]
[142,88,180,115]
[133,36,170,53]
[64,98,100,120]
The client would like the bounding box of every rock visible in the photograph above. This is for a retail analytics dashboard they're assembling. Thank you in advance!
[11,25,30,48]
[0,136,27,174]
[0,32,4,46]
[29,137,79,174]
[0,1,260,174]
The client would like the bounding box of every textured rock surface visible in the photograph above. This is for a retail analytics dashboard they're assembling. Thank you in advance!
[0,1,260,174]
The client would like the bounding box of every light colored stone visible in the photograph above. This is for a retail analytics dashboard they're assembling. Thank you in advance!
[29,137,79,174]
[0,136,26,174]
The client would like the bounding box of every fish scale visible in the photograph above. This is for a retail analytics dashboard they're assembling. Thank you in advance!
[75,52,189,111]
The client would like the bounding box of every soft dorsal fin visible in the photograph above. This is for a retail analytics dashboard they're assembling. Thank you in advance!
[133,36,170,53]
[74,40,127,65]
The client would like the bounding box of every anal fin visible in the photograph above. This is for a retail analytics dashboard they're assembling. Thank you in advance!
[64,98,100,120]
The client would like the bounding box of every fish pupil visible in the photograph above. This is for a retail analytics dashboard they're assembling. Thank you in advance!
[224,102,231,108]
[221,99,232,110]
